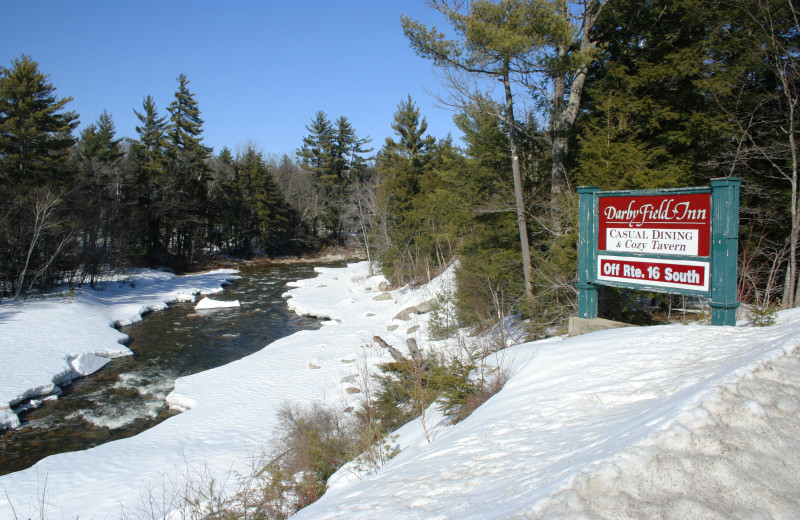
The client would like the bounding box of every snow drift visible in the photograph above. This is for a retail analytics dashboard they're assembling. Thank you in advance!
[1,261,799,520]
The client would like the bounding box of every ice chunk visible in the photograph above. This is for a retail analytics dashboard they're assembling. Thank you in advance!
[195,297,240,310]
[70,353,111,376]
[165,392,195,412]
[1,410,20,430]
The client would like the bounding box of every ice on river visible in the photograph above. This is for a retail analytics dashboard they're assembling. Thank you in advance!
[194,296,241,310]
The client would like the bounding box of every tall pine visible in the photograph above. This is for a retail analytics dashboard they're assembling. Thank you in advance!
[130,95,169,258]
[376,96,439,282]
[75,111,125,283]
[164,73,211,265]
[297,111,371,244]
[0,55,78,297]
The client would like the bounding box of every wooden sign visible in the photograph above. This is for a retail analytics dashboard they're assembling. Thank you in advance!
[577,179,740,326]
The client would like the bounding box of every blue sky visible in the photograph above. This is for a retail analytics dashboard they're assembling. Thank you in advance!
[1,1,463,158]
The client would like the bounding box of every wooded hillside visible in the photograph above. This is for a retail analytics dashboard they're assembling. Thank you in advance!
[1,0,797,333]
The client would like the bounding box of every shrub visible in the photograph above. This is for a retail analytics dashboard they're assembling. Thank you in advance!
[368,335,511,431]
[746,304,778,327]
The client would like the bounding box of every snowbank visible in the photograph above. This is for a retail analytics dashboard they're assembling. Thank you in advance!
[535,347,800,518]
[293,310,800,520]
[2,261,799,520]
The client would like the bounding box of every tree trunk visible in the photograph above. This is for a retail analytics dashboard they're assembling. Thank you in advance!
[548,0,602,233]
[503,68,535,304]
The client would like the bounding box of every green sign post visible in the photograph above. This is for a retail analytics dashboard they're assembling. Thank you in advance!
[577,178,740,326]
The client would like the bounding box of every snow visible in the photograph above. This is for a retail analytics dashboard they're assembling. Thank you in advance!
[69,352,111,376]
[2,261,800,519]
[194,296,241,309]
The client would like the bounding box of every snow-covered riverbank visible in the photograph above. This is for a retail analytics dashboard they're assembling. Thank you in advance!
[0,268,241,431]
[2,261,799,519]
[0,262,444,518]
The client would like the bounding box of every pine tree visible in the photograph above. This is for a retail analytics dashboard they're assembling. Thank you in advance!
[0,55,78,189]
[297,111,371,244]
[164,73,211,265]
[332,115,371,183]
[575,92,693,190]
[577,0,722,190]
[75,111,125,284]
[401,1,574,302]
[297,111,334,179]
[231,146,295,255]
[0,55,79,297]
[206,147,237,251]
[376,96,440,282]
[130,95,169,258]
[451,97,530,326]
[132,95,168,181]
[297,111,333,238]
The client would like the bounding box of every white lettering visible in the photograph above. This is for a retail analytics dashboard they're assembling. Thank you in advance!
[664,268,700,285]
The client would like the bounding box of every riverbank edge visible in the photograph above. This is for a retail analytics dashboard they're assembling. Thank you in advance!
[203,246,367,270]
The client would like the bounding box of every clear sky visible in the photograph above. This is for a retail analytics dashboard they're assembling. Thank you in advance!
[1,1,463,158]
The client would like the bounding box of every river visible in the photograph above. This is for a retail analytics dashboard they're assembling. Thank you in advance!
[0,262,340,476]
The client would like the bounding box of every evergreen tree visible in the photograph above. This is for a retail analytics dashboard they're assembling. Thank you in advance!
[297,110,333,178]
[130,94,169,257]
[452,97,533,326]
[297,111,334,238]
[402,0,575,302]
[75,111,125,284]
[376,96,442,282]
[576,0,724,190]
[332,115,372,183]
[164,73,212,265]
[207,147,236,251]
[0,55,78,297]
[235,147,290,252]
[0,55,78,189]
[297,111,371,244]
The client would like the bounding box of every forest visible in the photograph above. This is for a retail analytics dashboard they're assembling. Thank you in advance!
[1,0,798,334]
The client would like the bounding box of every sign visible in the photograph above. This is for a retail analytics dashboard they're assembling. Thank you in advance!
[576,179,741,326]
[598,193,711,256]
[596,255,710,292]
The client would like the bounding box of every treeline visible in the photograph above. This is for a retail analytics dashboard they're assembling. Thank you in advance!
[0,60,374,299]
[2,0,798,334]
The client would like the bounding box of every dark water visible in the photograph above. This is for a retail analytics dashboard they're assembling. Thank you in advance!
[0,262,337,476]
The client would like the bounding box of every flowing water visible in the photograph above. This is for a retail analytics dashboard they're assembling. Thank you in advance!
[0,262,339,476]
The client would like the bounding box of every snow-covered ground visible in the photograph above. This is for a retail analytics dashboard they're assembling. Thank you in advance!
[1,261,799,519]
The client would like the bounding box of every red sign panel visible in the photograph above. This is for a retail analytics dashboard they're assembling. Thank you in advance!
[598,193,711,257]
[597,255,710,292]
